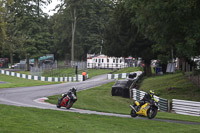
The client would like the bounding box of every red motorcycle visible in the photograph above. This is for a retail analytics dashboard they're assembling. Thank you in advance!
[56,87,77,109]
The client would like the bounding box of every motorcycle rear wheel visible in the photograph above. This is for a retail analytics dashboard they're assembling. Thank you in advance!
[56,104,61,108]
[147,108,157,119]
[130,109,138,117]
[56,98,61,108]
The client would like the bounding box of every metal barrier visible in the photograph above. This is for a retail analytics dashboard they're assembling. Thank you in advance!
[107,71,143,79]
[132,89,169,112]
[0,69,86,82]
[172,99,200,116]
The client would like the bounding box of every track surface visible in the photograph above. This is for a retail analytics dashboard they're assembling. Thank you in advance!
[0,74,199,125]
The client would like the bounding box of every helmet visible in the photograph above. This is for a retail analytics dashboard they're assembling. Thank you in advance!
[149,90,154,97]
[72,87,77,92]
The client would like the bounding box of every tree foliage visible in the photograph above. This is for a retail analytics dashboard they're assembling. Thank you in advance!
[1,0,200,74]
[1,0,52,68]
[52,0,114,61]
[103,1,155,76]
[126,0,200,59]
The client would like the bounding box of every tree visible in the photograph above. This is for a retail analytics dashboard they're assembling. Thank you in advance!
[126,0,200,63]
[3,0,52,70]
[59,0,81,62]
[103,1,155,76]
[0,0,13,57]
[53,0,113,61]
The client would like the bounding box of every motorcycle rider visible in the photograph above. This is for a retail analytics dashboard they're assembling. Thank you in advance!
[139,90,156,107]
[59,87,77,104]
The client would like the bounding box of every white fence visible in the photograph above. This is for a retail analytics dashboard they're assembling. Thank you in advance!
[172,99,200,116]
[0,69,86,82]
[132,89,169,112]
[107,71,143,79]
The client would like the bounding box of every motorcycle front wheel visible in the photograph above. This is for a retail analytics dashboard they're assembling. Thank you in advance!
[147,108,157,119]
[66,101,73,109]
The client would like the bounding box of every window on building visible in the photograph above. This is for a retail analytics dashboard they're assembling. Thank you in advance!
[113,59,115,63]
[116,59,118,63]
[102,59,104,63]
[107,59,109,62]
[99,59,101,63]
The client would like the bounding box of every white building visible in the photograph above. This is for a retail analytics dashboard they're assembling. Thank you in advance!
[87,54,128,69]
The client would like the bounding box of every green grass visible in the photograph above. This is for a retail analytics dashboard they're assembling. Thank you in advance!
[113,67,143,74]
[0,67,141,89]
[0,74,59,88]
[47,82,200,123]
[13,67,142,79]
[139,72,200,101]
[87,69,113,78]
[48,82,132,114]
[42,67,77,77]
[0,104,200,133]
[17,68,114,78]
[17,71,31,75]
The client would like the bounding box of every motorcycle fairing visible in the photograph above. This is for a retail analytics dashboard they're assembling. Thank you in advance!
[136,103,150,116]
[60,96,69,107]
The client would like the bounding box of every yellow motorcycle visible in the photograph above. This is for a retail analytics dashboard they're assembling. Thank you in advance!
[129,99,158,119]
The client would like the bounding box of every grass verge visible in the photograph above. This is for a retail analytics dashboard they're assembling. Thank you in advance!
[0,104,200,133]
[0,74,59,88]
[18,67,141,79]
[87,69,114,78]
[139,72,200,101]
[47,82,200,123]
[113,67,142,74]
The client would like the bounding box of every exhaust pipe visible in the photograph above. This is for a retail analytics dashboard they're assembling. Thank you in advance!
[130,105,137,112]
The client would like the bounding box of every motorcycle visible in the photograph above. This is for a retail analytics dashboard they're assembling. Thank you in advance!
[129,99,158,119]
[56,89,77,109]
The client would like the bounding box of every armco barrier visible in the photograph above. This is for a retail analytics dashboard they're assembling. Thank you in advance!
[132,89,169,112]
[107,71,143,79]
[0,69,86,82]
[172,99,200,116]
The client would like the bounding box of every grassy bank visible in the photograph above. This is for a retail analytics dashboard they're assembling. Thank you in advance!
[0,104,199,133]
[139,72,200,101]
[47,81,200,123]
[18,67,142,78]
[87,69,113,78]
[48,82,132,114]
[113,67,142,74]
[0,74,59,88]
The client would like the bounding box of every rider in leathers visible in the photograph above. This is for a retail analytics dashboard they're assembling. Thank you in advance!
[60,87,77,104]
[140,90,155,106]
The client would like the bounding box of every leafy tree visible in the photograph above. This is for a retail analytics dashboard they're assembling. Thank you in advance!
[53,0,113,61]
[103,1,155,76]
[0,0,13,57]
[0,0,53,69]
[126,0,200,63]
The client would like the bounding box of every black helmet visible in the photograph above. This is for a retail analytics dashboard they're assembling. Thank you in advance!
[72,87,77,92]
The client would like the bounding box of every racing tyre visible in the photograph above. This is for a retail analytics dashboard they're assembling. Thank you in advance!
[130,109,138,117]
[56,98,61,108]
[56,104,61,108]
[147,108,157,119]
[66,101,73,109]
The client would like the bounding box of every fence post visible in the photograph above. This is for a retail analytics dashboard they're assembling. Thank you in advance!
[168,100,171,112]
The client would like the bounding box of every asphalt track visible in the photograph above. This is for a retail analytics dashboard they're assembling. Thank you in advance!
[0,74,199,125]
